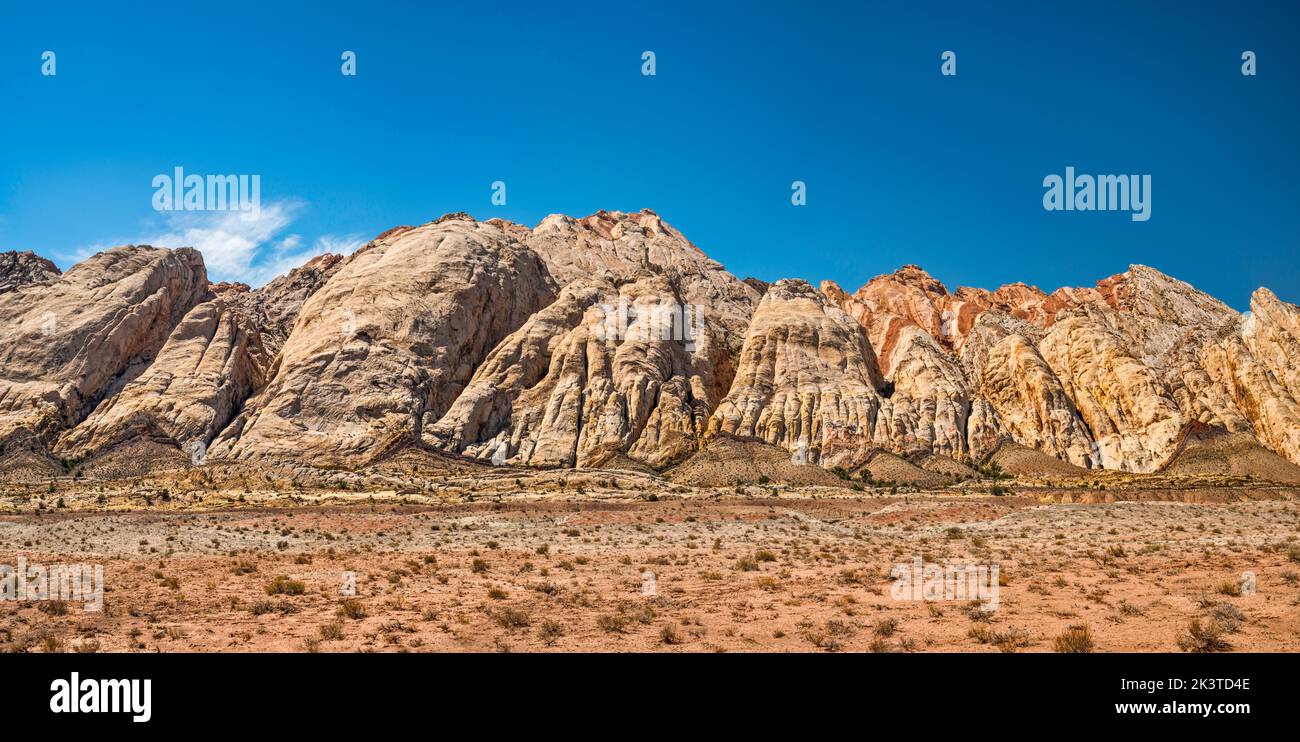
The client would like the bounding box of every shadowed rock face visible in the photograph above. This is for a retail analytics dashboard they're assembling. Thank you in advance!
[429,209,758,469]
[213,252,345,358]
[54,298,271,460]
[0,245,208,453]
[8,212,1300,476]
[208,217,558,467]
[0,251,61,294]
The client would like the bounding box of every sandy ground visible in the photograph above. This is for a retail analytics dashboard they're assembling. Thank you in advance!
[2,494,1298,653]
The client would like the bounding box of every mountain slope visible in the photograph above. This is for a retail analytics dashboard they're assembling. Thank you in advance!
[5,210,1300,479]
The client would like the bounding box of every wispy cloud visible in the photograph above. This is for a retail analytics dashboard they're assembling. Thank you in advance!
[62,200,366,287]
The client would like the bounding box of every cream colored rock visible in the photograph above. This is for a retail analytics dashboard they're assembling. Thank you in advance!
[1039,316,1183,471]
[55,298,271,459]
[426,209,759,469]
[1196,289,1300,465]
[0,246,207,453]
[978,333,1098,467]
[874,326,970,457]
[210,216,556,466]
[521,209,761,346]
[708,279,883,467]
[429,273,733,468]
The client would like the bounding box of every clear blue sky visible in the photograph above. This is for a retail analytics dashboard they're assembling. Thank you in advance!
[1,0,1296,307]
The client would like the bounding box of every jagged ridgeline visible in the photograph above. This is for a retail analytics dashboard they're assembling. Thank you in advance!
[3,209,1300,482]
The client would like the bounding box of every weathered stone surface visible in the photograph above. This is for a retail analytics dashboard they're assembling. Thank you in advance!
[428,273,733,468]
[1038,316,1184,472]
[708,279,884,467]
[55,298,271,459]
[977,333,1098,468]
[521,209,760,347]
[428,210,758,469]
[209,217,556,466]
[213,252,344,357]
[1198,289,1300,465]
[0,246,207,453]
[874,325,970,457]
[8,214,1300,478]
[0,251,60,294]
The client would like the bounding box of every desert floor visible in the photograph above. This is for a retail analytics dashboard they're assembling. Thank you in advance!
[2,493,1298,653]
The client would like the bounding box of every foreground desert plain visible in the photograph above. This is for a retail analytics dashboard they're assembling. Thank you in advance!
[2,438,1298,653]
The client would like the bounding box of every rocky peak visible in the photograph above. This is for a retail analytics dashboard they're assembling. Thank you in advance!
[0,250,61,294]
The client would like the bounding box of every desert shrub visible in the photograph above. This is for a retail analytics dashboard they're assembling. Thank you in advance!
[337,599,367,620]
[597,614,631,633]
[659,623,683,645]
[1052,624,1094,653]
[1177,619,1231,653]
[265,576,306,596]
[538,619,564,646]
[492,607,530,630]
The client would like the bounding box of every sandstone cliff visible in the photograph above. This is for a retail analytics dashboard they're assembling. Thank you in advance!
[209,216,556,466]
[0,245,207,454]
[6,211,1300,481]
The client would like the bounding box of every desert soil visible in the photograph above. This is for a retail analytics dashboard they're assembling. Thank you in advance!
[2,492,1298,653]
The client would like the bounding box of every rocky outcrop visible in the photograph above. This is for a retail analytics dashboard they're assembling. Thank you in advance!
[7,212,1300,478]
[0,251,60,294]
[428,210,758,469]
[523,209,761,347]
[977,333,1097,467]
[55,298,271,459]
[1038,316,1183,471]
[1197,289,1300,465]
[0,246,207,453]
[213,252,345,357]
[875,326,970,457]
[209,217,556,466]
[708,279,884,467]
[428,273,733,468]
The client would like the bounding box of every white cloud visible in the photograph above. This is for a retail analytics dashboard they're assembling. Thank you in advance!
[64,199,366,287]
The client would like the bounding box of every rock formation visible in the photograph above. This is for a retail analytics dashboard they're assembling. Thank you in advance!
[54,298,271,460]
[0,250,61,294]
[4,210,1299,480]
[209,216,556,467]
[428,209,759,468]
[0,245,207,454]
[707,279,883,467]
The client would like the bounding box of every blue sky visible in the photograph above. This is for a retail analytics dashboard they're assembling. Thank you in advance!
[0,0,1296,307]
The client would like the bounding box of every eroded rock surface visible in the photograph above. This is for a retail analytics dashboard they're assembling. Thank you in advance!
[0,251,61,294]
[0,246,207,453]
[210,217,556,466]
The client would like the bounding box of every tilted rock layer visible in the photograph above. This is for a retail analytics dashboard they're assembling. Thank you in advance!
[429,209,759,468]
[4,211,1300,478]
[0,246,208,453]
[210,216,557,467]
